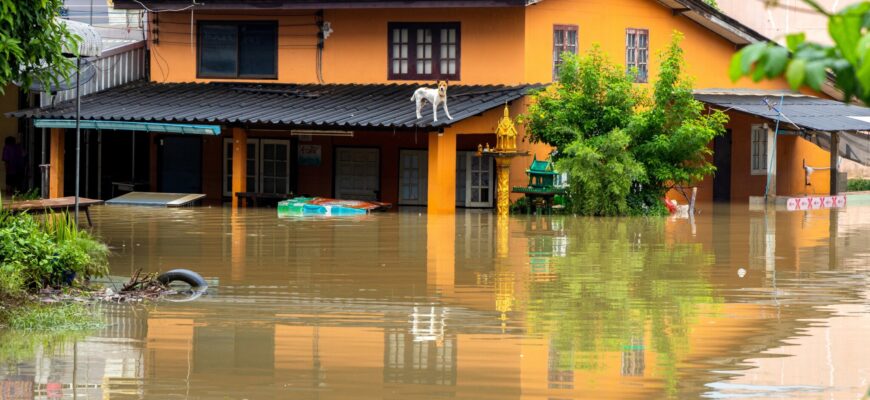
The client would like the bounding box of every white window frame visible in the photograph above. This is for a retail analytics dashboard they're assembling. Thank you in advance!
[750,124,770,175]
[259,139,292,195]
[223,138,260,196]
[464,152,494,208]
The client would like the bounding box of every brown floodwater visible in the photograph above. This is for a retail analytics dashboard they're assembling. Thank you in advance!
[1,203,869,399]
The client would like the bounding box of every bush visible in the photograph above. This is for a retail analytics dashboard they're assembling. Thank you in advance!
[847,178,870,192]
[0,210,109,296]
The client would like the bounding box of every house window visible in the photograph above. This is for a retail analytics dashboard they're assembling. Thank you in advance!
[552,25,578,80]
[388,22,460,80]
[198,21,277,79]
[751,124,769,175]
[625,28,649,82]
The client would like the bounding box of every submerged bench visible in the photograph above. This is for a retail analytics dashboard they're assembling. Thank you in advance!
[4,197,104,226]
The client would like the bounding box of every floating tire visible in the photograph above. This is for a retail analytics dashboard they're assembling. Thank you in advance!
[157,269,208,290]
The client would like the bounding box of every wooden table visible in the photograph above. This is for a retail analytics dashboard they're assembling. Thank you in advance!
[4,197,104,226]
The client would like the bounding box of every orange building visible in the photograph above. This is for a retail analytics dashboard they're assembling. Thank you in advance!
[12,0,866,210]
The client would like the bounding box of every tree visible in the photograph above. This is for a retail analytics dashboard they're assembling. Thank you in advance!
[730,0,870,104]
[629,33,728,207]
[522,33,727,216]
[0,0,78,94]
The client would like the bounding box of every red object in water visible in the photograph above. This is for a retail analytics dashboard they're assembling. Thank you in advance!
[664,198,677,214]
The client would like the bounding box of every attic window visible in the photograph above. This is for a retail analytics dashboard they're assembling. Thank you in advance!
[553,25,578,81]
[625,28,649,83]
[388,22,460,80]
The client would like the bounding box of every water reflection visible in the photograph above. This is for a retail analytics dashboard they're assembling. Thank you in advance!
[0,205,868,399]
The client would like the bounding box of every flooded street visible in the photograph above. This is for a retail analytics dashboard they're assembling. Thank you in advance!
[1,204,869,399]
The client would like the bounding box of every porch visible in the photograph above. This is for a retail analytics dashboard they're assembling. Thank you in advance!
[11,81,536,212]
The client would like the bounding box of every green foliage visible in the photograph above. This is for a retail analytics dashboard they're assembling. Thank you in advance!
[730,1,870,104]
[0,0,79,94]
[11,188,40,202]
[522,46,644,152]
[0,210,109,296]
[847,178,870,191]
[523,33,726,216]
[629,33,729,196]
[557,130,645,216]
[524,217,718,396]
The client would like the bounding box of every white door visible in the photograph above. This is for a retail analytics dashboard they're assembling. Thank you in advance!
[399,150,428,205]
[335,148,380,201]
[260,139,291,194]
[464,153,493,208]
[223,138,259,196]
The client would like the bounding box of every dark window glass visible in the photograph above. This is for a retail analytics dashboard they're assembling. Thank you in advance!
[199,21,277,79]
[199,24,238,77]
[388,22,460,80]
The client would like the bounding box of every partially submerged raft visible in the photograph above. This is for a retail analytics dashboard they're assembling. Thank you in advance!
[277,197,391,217]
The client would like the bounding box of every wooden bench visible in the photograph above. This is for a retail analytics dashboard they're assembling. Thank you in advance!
[4,197,104,226]
[234,192,296,208]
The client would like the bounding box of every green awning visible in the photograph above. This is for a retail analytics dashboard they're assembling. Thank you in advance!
[33,119,221,135]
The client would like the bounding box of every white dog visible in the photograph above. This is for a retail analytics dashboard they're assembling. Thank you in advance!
[411,81,453,122]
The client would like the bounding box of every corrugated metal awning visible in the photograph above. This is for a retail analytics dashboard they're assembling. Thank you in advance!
[58,18,103,57]
[695,89,870,166]
[694,90,870,132]
[13,81,537,129]
[33,119,221,135]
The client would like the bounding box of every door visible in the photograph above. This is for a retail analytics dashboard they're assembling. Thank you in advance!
[260,139,291,194]
[713,129,732,202]
[465,153,493,208]
[399,150,428,205]
[223,138,259,196]
[335,148,380,201]
[159,136,202,193]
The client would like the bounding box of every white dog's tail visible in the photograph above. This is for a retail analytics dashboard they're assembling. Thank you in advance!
[410,92,415,102]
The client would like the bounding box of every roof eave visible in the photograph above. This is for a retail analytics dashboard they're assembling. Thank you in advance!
[112,0,528,10]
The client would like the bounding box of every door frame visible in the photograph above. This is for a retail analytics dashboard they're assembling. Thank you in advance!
[713,129,732,202]
[222,138,260,197]
[398,149,428,206]
[333,146,381,200]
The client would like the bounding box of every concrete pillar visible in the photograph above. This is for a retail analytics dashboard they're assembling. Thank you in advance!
[427,131,456,214]
[231,127,248,208]
[49,128,65,198]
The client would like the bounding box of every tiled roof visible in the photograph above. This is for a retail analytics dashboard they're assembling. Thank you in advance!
[14,81,537,129]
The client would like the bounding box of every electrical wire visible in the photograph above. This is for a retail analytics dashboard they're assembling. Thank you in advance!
[134,0,197,13]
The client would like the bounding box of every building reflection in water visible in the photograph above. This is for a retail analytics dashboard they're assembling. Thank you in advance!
[1,205,869,399]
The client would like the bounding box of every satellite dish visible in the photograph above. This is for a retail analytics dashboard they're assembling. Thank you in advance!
[25,59,97,93]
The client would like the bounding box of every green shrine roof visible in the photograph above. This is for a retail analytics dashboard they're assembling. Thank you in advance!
[527,157,557,175]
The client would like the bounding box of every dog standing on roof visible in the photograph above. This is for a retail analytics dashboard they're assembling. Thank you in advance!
[411,80,453,122]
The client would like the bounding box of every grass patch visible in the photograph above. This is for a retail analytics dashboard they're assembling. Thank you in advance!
[1,302,103,332]
[847,178,870,192]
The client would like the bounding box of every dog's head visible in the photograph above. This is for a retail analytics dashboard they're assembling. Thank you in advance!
[437,80,448,97]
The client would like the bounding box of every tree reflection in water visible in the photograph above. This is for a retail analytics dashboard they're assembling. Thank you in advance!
[523,216,718,396]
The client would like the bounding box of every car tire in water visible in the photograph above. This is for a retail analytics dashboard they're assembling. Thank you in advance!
[157,269,208,289]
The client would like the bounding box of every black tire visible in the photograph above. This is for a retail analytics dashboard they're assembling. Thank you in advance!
[157,269,208,289]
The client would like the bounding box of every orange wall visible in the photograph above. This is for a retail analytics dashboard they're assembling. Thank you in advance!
[149,8,525,85]
[523,0,792,89]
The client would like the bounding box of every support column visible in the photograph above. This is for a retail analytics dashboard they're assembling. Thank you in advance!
[765,125,777,202]
[830,132,839,195]
[494,157,512,217]
[231,127,248,208]
[427,131,456,214]
[49,128,65,198]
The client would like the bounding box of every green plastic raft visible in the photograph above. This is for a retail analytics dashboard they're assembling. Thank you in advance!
[278,197,391,217]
